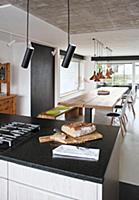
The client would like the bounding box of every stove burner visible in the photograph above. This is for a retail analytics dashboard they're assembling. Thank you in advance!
[0,122,40,148]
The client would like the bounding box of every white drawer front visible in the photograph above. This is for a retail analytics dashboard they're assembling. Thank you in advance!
[9,181,72,200]
[0,178,7,200]
[0,160,7,178]
[8,162,99,200]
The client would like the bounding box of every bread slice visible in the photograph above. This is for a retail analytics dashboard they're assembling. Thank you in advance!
[61,122,96,138]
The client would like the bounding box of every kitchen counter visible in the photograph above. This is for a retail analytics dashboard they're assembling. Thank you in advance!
[0,114,121,200]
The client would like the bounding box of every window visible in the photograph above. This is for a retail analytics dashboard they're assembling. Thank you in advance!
[135,63,139,84]
[112,64,132,85]
[100,63,132,85]
[60,57,84,96]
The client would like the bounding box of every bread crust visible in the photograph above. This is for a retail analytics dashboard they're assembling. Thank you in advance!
[61,122,96,138]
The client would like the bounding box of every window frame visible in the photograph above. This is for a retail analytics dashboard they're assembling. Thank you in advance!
[59,56,84,98]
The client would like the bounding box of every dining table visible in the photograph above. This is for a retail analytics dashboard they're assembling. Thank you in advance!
[59,87,129,124]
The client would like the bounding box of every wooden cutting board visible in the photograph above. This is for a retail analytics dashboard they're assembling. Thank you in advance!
[39,131,103,144]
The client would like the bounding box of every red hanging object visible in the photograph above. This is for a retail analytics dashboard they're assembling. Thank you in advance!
[97,69,105,79]
[106,69,112,79]
[90,70,100,81]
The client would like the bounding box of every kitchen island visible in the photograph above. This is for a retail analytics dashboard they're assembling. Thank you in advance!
[0,114,121,200]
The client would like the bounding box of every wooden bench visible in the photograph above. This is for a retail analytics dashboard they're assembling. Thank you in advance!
[37,105,80,120]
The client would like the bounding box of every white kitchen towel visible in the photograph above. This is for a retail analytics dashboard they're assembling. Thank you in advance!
[52,145,100,161]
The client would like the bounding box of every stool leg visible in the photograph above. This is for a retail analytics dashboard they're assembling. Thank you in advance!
[124,113,128,122]
[131,104,136,118]
[111,116,114,126]
[119,119,125,137]
[131,96,134,102]
[121,117,127,132]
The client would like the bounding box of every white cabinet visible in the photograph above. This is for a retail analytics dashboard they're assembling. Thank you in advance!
[0,160,8,200]
[9,181,71,200]
[0,160,102,200]
[8,162,102,200]
[0,160,8,178]
[0,178,7,200]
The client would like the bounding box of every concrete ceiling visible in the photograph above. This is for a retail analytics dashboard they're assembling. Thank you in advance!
[1,0,139,34]
[0,1,139,56]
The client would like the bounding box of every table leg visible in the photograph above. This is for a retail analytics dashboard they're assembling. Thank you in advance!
[85,108,92,122]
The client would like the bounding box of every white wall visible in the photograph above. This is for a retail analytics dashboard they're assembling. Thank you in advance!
[12,43,31,116]
[0,40,14,94]
[0,6,96,116]
[0,5,68,116]
[0,5,67,50]
[0,40,31,116]
[0,38,95,116]
[0,40,13,63]
[84,57,96,91]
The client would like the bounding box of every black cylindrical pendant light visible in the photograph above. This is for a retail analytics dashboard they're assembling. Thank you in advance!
[21,0,34,69]
[62,0,76,68]
[21,47,34,68]
[61,44,76,68]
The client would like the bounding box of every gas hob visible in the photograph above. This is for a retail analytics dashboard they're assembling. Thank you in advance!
[0,121,40,150]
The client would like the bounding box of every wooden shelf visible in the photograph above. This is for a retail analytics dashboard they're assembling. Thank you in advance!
[0,63,10,95]
[0,95,16,114]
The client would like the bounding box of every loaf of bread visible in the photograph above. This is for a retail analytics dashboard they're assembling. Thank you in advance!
[61,122,96,138]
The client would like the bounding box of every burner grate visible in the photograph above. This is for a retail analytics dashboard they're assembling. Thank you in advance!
[0,122,40,147]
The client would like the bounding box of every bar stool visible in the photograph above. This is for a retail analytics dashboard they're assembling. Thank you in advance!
[106,99,128,137]
[127,100,135,118]
[114,105,128,122]
[121,87,136,118]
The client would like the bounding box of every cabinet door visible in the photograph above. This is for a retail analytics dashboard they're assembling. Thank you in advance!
[9,181,72,200]
[0,160,7,178]
[9,162,98,200]
[0,178,7,200]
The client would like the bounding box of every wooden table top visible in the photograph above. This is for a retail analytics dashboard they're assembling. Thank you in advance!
[59,87,129,110]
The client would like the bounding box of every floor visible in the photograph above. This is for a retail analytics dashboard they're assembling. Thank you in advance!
[119,182,139,200]
[119,91,139,186]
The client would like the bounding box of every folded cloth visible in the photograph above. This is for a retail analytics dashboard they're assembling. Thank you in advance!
[52,145,100,161]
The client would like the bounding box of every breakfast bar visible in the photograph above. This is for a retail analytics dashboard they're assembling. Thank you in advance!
[0,114,121,200]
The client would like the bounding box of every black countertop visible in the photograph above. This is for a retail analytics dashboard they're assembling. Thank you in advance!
[0,114,119,184]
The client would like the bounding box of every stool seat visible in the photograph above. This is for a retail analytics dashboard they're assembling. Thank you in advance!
[115,105,123,109]
[106,112,126,136]
[107,112,120,117]
[121,94,128,99]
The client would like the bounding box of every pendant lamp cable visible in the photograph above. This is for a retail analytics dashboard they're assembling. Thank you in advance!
[61,0,76,68]
[68,0,70,45]
[27,0,29,47]
[92,38,96,57]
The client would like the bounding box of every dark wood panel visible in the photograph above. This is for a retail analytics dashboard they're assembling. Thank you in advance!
[31,43,54,116]
[119,182,139,200]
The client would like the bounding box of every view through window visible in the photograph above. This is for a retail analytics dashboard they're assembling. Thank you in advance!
[135,63,139,85]
[60,57,84,96]
[100,63,133,85]
[112,64,132,85]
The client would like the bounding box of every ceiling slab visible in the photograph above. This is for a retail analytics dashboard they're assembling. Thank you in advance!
[1,0,139,34]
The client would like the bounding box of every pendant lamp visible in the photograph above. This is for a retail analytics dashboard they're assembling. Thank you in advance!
[61,0,76,68]
[21,0,34,69]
